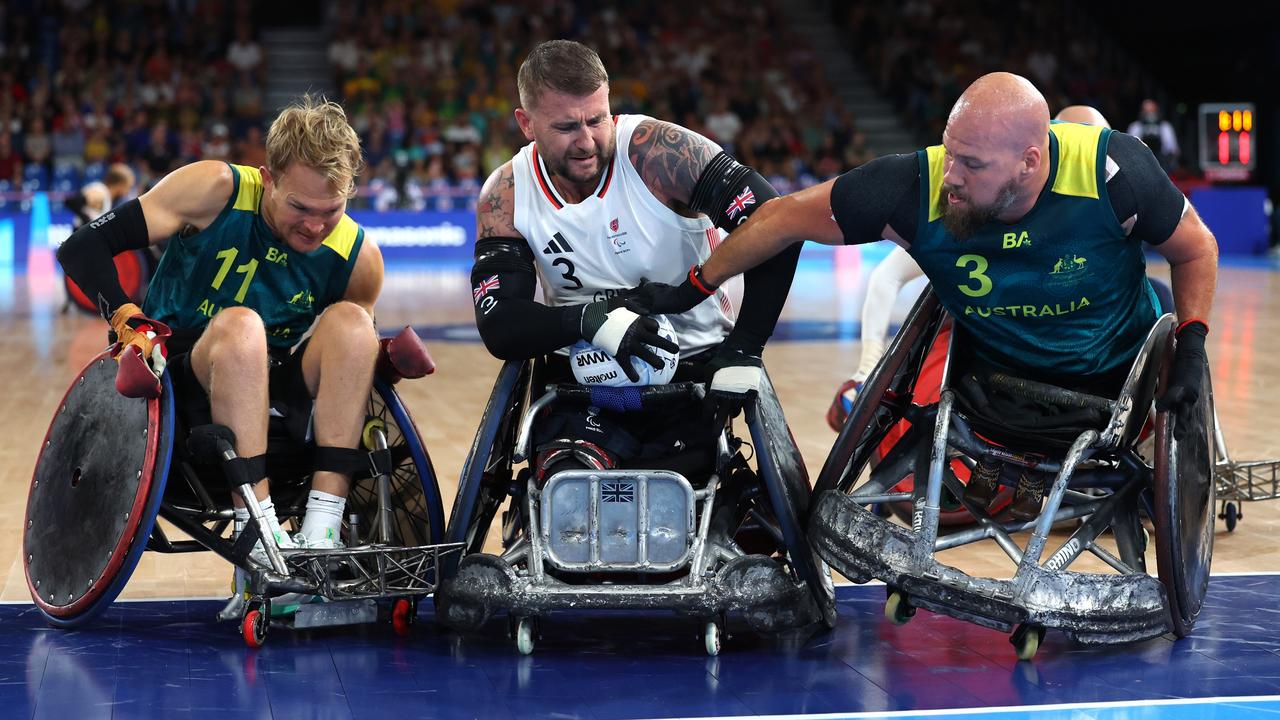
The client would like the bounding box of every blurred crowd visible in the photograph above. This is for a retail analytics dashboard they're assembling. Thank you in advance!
[1,0,1182,213]
[832,0,1175,157]
[329,0,868,211]
[0,0,269,198]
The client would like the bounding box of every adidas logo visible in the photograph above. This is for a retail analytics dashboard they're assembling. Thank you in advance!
[542,232,574,255]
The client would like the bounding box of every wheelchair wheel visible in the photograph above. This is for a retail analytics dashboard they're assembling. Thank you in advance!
[24,352,175,627]
[344,376,446,546]
[1152,365,1215,638]
[814,291,945,499]
[446,360,530,566]
[749,381,838,629]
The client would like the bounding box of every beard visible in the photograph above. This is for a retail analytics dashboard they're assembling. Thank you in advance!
[545,135,616,186]
[940,178,1021,240]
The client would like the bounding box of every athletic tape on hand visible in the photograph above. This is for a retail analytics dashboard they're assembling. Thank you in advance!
[710,365,763,395]
[591,307,640,357]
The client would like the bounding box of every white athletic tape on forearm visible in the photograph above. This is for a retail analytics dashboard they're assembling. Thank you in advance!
[711,365,763,395]
[591,307,639,356]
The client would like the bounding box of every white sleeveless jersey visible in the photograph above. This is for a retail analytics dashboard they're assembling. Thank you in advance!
[511,114,735,357]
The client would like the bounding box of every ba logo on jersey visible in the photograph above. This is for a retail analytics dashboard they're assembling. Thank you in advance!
[610,218,619,232]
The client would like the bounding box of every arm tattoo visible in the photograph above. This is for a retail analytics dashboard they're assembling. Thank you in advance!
[477,164,519,239]
[629,119,719,209]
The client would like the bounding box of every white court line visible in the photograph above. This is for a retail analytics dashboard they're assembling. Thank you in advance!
[637,694,1280,720]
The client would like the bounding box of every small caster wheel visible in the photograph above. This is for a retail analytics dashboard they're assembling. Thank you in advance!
[515,617,535,655]
[884,590,915,625]
[242,604,269,649]
[392,598,416,637]
[1011,623,1045,661]
[1224,502,1238,532]
[703,620,722,656]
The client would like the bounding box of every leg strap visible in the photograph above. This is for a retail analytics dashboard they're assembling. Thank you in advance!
[314,446,372,476]
[224,454,267,490]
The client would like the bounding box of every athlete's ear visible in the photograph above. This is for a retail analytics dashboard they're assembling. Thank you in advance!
[1021,145,1042,177]
[514,107,535,142]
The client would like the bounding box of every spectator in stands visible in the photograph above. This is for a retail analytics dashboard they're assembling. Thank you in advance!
[1126,98,1180,175]
[0,132,22,185]
[226,22,264,80]
[23,117,52,169]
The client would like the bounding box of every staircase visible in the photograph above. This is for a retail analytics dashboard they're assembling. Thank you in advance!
[783,1,918,156]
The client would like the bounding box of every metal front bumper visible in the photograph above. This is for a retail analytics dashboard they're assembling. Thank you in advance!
[808,490,1171,644]
[435,552,818,634]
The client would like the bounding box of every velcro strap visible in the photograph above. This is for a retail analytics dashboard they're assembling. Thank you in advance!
[314,446,371,476]
[223,454,267,490]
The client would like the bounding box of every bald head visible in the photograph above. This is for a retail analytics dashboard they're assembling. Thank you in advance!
[939,73,1053,231]
[1055,105,1110,128]
[948,72,1050,154]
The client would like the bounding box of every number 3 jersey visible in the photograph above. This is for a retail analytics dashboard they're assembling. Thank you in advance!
[510,114,734,357]
[143,163,364,353]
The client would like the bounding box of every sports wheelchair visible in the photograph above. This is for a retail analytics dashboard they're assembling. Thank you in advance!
[434,357,836,655]
[808,289,1214,660]
[25,330,456,648]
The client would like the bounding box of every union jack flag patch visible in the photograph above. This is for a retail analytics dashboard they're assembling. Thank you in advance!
[601,481,635,503]
[473,274,500,303]
[725,187,755,220]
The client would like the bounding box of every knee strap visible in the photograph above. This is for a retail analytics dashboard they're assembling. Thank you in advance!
[314,446,372,477]
[224,454,267,490]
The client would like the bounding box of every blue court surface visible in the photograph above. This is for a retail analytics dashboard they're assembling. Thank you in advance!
[7,575,1280,719]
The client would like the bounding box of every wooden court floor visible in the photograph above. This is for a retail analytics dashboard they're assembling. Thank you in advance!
[2,245,1280,602]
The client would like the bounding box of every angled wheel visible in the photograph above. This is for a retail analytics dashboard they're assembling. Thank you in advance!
[748,374,838,629]
[344,377,445,547]
[1153,363,1215,637]
[24,352,175,628]
[445,360,531,573]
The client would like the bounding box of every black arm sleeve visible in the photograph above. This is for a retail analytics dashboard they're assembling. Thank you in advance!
[471,237,584,360]
[55,198,152,320]
[830,154,921,244]
[688,152,797,356]
[1104,131,1187,245]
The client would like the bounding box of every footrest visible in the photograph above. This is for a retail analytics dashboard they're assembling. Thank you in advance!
[809,490,1171,644]
[284,542,464,602]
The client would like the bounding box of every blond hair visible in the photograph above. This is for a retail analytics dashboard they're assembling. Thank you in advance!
[265,95,364,196]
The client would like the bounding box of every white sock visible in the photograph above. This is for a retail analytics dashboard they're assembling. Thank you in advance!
[233,507,250,537]
[301,490,346,544]
[233,497,290,546]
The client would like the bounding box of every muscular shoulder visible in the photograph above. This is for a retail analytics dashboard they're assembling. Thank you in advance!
[627,118,722,209]
[139,160,236,233]
[476,161,521,239]
[344,231,384,313]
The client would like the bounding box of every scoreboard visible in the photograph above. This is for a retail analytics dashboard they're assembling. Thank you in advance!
[1198,102,1255,180]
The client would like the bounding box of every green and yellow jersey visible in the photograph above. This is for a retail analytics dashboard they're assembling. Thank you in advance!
[910,122,1161,376]
[143,164,364,352]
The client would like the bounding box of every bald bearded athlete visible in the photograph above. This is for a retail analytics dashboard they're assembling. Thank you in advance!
[631,73,1218,520]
